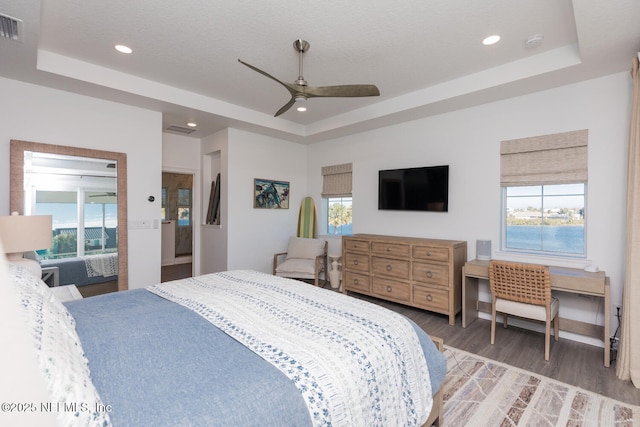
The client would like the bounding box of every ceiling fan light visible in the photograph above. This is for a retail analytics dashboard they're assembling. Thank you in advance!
[296,106,307,112]
[294,96,306,103]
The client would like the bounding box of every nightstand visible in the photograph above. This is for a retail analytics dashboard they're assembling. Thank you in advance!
[41,266,59,287]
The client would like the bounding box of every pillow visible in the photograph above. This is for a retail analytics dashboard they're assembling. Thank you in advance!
[285,237,326,260]
[8,263,111,427]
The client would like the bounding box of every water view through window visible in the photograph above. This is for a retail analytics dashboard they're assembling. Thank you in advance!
[504,184,585,256]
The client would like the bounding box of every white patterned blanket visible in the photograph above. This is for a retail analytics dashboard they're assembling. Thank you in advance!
[147,270,432,427]
[83,253,118,277]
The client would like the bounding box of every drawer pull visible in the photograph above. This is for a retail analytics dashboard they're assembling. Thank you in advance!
[386,286,392,293]
[426,251,432,256]
[354,260,359,266]
[354,278,359,285]
[426,271,433,278]
[386,264,392,271]
[386,247,391,252]
[426,294,433,302]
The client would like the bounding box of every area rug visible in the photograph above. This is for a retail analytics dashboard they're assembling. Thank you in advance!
[442,346,640,426]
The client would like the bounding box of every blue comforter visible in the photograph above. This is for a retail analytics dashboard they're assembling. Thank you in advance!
[66,288,446,427]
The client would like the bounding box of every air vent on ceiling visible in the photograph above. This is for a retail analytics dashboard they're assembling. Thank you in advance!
[166,124,197,135]
[0,13,23,42]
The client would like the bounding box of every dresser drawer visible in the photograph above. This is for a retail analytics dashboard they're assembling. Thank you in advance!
[372,256,410,280]
[344,239,370,253]
[371,241,410,258]
[412,261,449,286]
[372,277,410,302]
[412,245,449,263]
[413,285,449,312]
[343,252,370,272]
[343,271,371,292]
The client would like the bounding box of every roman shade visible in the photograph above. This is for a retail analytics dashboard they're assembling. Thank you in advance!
[500,129,588,186]
[321,163,352,197]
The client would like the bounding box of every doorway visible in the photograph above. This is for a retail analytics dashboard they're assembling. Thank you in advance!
[161,172,193,281]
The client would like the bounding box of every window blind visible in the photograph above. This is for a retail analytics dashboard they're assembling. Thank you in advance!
[500,129,588,186]
[321,163,352,197]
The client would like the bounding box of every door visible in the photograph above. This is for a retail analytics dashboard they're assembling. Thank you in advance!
[161,172,193,259]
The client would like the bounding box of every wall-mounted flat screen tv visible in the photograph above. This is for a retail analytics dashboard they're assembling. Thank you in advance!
[378,165,449,212]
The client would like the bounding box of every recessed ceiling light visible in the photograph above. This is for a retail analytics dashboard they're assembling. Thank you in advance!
[482,35,501,46]
[187,122,197,127]
[115,44,133,54]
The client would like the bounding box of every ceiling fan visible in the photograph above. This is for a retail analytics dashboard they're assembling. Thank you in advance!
[238,39,380,117]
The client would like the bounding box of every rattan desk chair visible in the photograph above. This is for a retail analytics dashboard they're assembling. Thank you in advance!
[489,260,559,361]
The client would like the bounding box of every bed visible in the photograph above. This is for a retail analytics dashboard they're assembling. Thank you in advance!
[40,253,118,288]
[5,263,446,427]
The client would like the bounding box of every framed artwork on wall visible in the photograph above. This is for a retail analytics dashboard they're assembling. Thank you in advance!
[254,178,290,209]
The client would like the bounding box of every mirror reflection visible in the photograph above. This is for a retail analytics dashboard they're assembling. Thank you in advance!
[25,152,117,255]
[23,151,119,296]
[10,140,128,296]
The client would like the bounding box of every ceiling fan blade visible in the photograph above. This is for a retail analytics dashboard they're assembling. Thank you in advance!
[238,59,296,96]
[304,84,380,98]
[240,41,380,117]
[274,97,296,117]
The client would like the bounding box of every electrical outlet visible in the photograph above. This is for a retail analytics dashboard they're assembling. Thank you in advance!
[612,304,622,316]
[610,336,620,351]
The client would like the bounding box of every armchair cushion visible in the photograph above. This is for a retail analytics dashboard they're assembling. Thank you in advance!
[275,258,318,277]
[285,237,326,260]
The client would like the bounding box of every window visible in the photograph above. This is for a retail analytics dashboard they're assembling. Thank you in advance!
[327,197,353,235]
[503,184,585,255]
[500,130,588,257]
[34,189,117,259]
[321,163,353,235]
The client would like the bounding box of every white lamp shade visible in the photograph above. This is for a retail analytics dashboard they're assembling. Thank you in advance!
[0,214,53,258]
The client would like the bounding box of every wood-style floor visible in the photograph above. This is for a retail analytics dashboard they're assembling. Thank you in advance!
[344,289,640,406]
[161,262,193,282]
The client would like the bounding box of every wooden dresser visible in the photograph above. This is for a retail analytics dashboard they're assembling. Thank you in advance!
[342,234,467,325]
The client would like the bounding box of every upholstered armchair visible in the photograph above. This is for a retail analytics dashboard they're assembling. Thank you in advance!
[273,237,328,287]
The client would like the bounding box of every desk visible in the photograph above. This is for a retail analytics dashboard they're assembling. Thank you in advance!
[462,259,611,367]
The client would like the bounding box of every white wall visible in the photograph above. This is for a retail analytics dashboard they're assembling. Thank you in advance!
[164,128,309,276]
[3,70,631,348]
[307,72,632,346]
[0,76,163,289]
[226,128,308,273]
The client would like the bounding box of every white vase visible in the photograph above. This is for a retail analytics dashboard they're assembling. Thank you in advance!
[329,258,341,289]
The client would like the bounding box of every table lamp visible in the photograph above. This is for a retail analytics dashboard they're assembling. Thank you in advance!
[0,212,52,277]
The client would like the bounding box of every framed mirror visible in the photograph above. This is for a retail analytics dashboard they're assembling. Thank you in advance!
[10,140,128,292]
